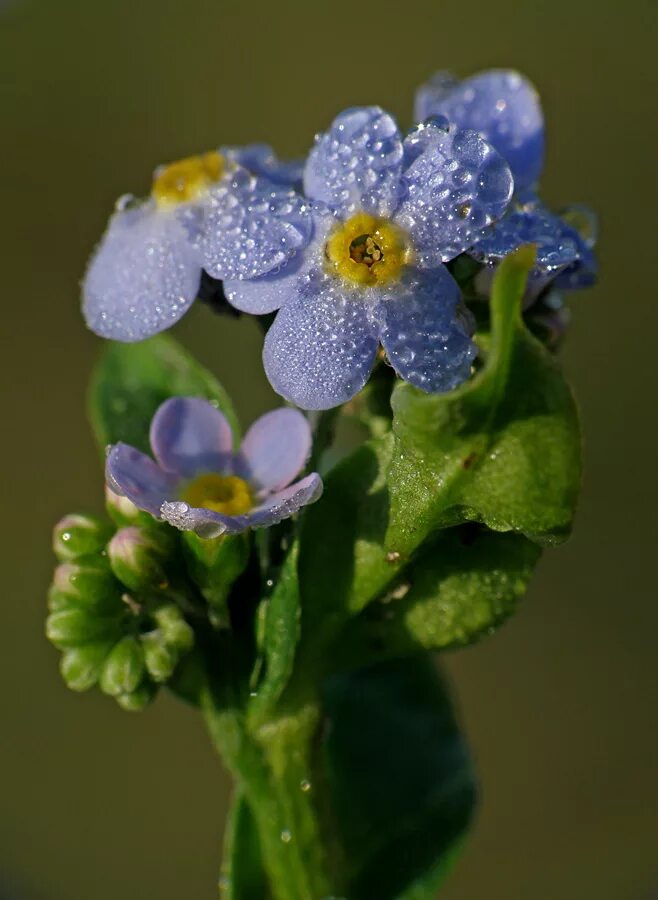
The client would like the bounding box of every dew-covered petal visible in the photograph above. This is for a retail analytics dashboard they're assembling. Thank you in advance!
[198,168,312,280]
[395,118,513,267]
[247,473,323,526]
[83,201,201,342]
[223,248,313,315]
[414,69,544,192]
[552,204,599,291]
[222,143,304,186]
[263,279,379,410]
[374,268,476,393]
[106,444,179,518]
[470,200,583,285]
[159,472,322,538]
[149,397,234,478]
[236,408,311,493]
[304,106,404,218]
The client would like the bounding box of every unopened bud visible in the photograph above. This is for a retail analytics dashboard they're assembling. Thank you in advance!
[49,560,120,615]
[108,527,168,592]
[153,604,194,653]
[142,632,177,683]
[115,681,157,712]
[52,514,112,562]
[60,642,113,691]
[46,609,121,650]
[105,486,151,527]
[99,635,145,696]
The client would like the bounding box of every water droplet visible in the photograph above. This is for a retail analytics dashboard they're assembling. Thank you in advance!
[300,779,311,793]
[280,828,292,843]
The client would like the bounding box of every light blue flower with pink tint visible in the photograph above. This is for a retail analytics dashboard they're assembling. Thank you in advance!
[106,398,322,539]
[82,146,308,342]
[199,106,513,410]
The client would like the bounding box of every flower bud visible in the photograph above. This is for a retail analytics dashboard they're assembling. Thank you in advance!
[52,514,112,562]
[60,642,113,691]
[49,561,121,615]
[108,527,168,592]
[141,632,177,683]
[46,609,121,650]
[115,680,157,712]
[153,604,194,653]
[99,635,145,696]
[105,486,147,527]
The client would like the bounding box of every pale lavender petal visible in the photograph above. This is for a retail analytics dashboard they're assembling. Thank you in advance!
[159,473,322,537]
[375,268,476,393]
[83,200,201,342]
[198,168,312,280]
[247,473,323,527]
[394,118,513,267]
[304,106,404,218]
[236,408,312,493]
[106,444,179,517]
[263,278,379,410]
[149,397,233,478]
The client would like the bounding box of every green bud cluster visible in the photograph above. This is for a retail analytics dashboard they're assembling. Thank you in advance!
[46,514,194,711]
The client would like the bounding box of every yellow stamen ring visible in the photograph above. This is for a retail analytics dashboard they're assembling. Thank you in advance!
[325,212,412,287]
[181,473,253,516]
[152,151,225,207]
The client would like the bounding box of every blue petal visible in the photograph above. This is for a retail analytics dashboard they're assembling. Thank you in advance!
[552,204,598,290]
[149,397,234,478]
[159,473,323,538]
[222,143,304,187]
[374,268,476,393]
[236,408,312,494]
[198,168,312,280]
[395,118,513,268]
[414,69,544,192]
[223,246,313,314]
[263,276,379,410]
[106,444,180,518]
[83,201,201,342]
[304,106,404,218]
[470,199,583,284]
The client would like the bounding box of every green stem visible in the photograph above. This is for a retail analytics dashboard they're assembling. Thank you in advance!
[202,679,334,900]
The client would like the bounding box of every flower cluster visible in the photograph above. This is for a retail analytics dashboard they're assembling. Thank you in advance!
[84,68,596,416]
[78,68,598,535]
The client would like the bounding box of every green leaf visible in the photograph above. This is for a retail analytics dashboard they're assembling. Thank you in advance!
[249,543,301,724]
[322,655,475,900]
[220,790,269,900]
[88,333,239,455]
[341,528,541,661]
[297,437,400,660]
[387,246,582,553]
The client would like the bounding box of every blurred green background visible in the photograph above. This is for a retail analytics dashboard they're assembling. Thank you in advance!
[1,0,657,897]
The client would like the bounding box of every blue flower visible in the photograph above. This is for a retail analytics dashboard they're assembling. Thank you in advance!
[106,398,322,539]
[415,70,597,293]
[206,107,513,410]
[82,146,306,342]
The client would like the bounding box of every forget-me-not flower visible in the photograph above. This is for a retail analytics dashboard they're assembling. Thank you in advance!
[106,398,322,539]
[415,69,597,294]
[83,146,308,342]
[200,107,513,410]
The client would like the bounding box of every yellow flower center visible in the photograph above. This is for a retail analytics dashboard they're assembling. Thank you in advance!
[151,151,225,207]
[181,474,253,516]
[325,212,412,287]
